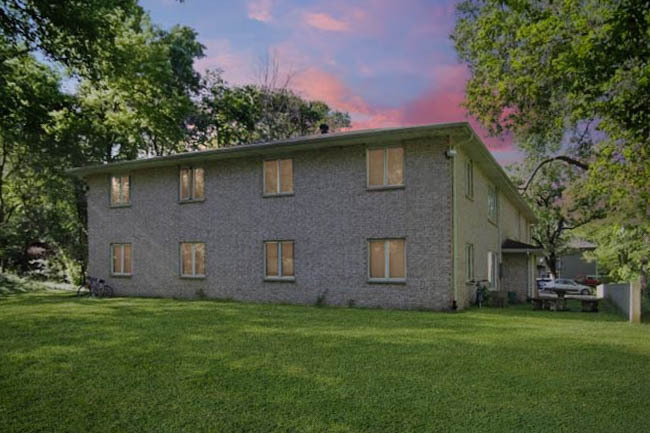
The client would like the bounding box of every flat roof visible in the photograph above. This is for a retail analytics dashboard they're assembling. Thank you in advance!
[67,121,536,221]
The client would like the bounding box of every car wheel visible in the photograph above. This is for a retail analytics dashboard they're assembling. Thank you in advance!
[581,289,590,296]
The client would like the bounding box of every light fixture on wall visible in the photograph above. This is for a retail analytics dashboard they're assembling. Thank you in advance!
[445,148,457,158]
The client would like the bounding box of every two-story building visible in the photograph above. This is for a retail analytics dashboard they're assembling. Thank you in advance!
[69,122,539,310]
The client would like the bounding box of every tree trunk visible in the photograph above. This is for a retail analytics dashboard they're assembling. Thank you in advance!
[545,253,558,278]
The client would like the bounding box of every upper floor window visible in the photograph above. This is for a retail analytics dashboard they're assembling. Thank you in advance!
[368,238,406,282]
[487,184,498,223]
[180,242,205,278]
[367,147,404,188]
[264,159,293,196]
[180,167,205,202]
[265,241,294,280]
[465,159,474,199]
[111,243,132,276]
[110,174,130,206]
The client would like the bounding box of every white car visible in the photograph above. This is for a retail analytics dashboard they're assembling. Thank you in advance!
[547,278,592,295]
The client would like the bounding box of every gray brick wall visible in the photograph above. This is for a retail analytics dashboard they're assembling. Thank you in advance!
[86,136,453,310]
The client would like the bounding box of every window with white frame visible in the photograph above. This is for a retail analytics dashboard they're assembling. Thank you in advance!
[487,184,498,223]
[368,239,406,281]
[465,243,474,281]
[465,159,474,199]
[488,251,498,288]
[110,174,130,206]
[180,242,205,277]
[264,241,294,279]
[367,147,404,188]
[111,243,132,276]
[179,167,205,201]
[264,159,293,195]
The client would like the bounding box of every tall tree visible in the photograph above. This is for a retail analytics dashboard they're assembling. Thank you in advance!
[452,0,650,281]
[0,38,82,273]
[509,160,597,277]
[0,0,143,76]
[192,70,350,148]
[0,1,203,279]
[59,19,204,161]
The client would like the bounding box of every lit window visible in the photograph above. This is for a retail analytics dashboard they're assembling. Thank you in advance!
[466,243,474,281]
[265,241,294,279]
[110,175,130,206]
[488,251,499,288]
[367,147,404,187]
[180,167,205,201]
[487,184,498,223]
[368,239,406,281]
[264,159,293,195]
[180,242,205,277]
[465,159,474,199]
[111,243,132,276]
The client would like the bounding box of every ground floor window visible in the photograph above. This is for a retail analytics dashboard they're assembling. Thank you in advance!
[368,239,406,281]
[466,243,474,281]
[181,242,205,277]
[488,251,498,288]
[265,241,294,280]
[111,243,132,276]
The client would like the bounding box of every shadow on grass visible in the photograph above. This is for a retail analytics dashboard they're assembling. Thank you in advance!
[0,274,38,296]
[2,290,649,433]
[0,274,74,298]
[469,299,625,323]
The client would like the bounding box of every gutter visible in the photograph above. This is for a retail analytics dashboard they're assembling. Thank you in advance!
[67,122,470,177]
[502,248,544,254]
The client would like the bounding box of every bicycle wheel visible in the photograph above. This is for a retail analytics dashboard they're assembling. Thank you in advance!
[103,284,113,298]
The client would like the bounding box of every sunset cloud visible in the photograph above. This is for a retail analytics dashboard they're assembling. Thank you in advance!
[247,0,274,22]
[292,67,370,114]
[150,0,517,160]
[290,63,512,152]
[303,12,349,32]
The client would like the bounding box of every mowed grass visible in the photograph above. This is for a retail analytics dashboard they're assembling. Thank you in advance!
[1,281,649,432]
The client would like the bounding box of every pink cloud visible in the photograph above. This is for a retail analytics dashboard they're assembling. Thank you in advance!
[291,67,371,114]
[289,64,512,151]
[303,12,349,31]
[248,0,274,22]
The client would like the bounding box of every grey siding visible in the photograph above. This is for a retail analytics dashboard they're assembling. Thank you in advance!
[558,253,597,279]
[452,147,536,309]
[87,137,454,310]
[501,254,528,301]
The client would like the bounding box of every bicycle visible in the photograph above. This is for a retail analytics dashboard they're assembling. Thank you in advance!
[474,279,489,308]
[77,276,114,298]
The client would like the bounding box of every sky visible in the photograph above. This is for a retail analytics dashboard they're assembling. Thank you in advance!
[140,0,523,164]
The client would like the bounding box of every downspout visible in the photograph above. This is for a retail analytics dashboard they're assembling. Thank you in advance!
[448,135,458,310]
[498,191,502,290]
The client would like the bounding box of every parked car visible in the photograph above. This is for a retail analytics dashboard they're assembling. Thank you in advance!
[547,278,592,295]
[575,275,602,287]
[536,278,554,290]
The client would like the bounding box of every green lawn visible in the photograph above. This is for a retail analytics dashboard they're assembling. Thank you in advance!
[1,278,649,432]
